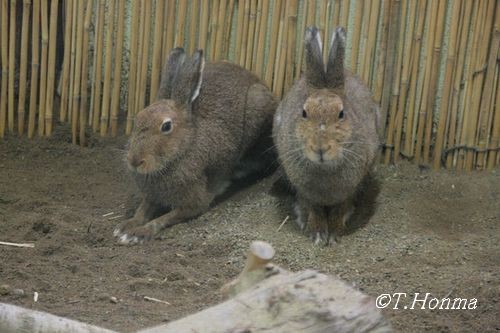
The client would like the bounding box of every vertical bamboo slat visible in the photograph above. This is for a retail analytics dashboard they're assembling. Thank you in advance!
[250,0,262,73]
[164,0,176,57]
[0,0,8,137]
[8,0,17,132]
[223,0,235,59]
[272,1,287,97]
[68,0,78,124]
[393,0,417,161]
[38,0,49,136]
[79,0,93,146]
[189,0,200,54]
[44,0,60,136]
[446,0,473,168]
[198,0,210,52]
[60,0,73,123]
[245,0,257,69]
[17,0,31,135]
[126,0,140,134]
[176,0,188,48]
[477,4,500,169]
[284,0,298,91]
[339,0,350,28]
[264,0,282,87]
[373,0,392,103]
[486,62,500,170]
[91,0,105,131]
[150,0,165,103]
[463,0,495,171]
[215,0,227,61]
[100,0,116,135]
[350,0,364,73]
[135,0,151,117]
[433,0,462,169]
[255,0,269,77]
[239,0,250,66]
[27,0,40,138]
[403,0,427,157]
[71,0,85,144]
[110,0,126,136]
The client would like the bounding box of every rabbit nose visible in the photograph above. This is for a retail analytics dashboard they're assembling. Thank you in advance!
[128,154,145,168]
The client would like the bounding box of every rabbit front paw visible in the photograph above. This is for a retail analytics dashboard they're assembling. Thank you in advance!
[117,224,156,245]
[306,210,330,246]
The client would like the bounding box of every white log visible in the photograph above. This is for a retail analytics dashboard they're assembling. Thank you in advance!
[0,303,116,333]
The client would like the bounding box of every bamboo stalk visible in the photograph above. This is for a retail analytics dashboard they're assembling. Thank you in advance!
[234,0,245,62]
[176,0,188,48]
[432,0,462,169]
[250,0,262,73]
[60,0,73,123]
[0,0,8,137]
[135,0,151,115]
[273,1,287,97]
[332,0,340,32]
[264,0,282,87]
[223,0,235,60]
[91,0,105,131]
[133,0,145,120]
[339,0,350,28]
[456,1,484,170]
[446,0,473,168]
[393,0,417,162]
[110,0,125,136]
[294,0,308,80]
[284,0,298,92]
[7,0,16,132]
[464,0,495,171]
[323,0,333,63]
[318,0,328,62]
[68,0,78,124]
[373,0,392,103]
[198,0,210,52]
[215,0,227,61]
[239,0,251,66]
[27,0,40,138]
[360,0,380,85]
[486,61,500,170]
[378,0,400,140]
[100,0,116,136]
[383,0,407,165]
[208,0,220,59]
[79,0,93,146]
[164,0,176,57]
[305,0,315,27]
[188,0,199,54]
[255,0,269,78]
[421,0,447,165]
[350,0,364,73]
[17,0,31,135]
[414,0,439,163]
[71,0,85,144]
[150,0,165,103]
[403,0,427,157]
[245,0,257,70]
[482,6,500,170]
[44,0,60,136]
[126,0,140,135]
[38,0,49,136]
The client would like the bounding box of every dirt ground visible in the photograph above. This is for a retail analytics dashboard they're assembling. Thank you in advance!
[0,125,499,333]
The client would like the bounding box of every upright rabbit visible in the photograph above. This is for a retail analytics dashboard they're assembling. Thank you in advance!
[115,48,277,244]
[273,27,380,245]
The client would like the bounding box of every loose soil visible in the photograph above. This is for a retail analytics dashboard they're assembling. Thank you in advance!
[0,126,499,332]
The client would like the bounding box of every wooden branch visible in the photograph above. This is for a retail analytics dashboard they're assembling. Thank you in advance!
[140,241,392,333]
[0,303,116,333]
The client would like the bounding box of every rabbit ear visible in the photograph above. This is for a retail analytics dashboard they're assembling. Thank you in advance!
[156,47,186,100]
[171,50,205,106]
[326,27,346,89]
[304,26,326,87]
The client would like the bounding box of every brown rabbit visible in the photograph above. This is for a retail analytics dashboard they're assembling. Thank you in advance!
[273,27,380,245]
[114,48,277,244]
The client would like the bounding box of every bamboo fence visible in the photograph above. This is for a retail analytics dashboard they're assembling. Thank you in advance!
[0,0,498,171]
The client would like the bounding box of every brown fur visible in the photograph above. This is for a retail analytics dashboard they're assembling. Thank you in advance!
[115,49,277,244]
[273,27,380,245]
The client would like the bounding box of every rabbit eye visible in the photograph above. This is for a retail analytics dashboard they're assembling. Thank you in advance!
[338,110,345,119]
[160,119,173,134]
[302,109,307,118]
